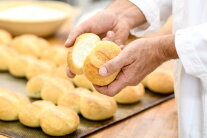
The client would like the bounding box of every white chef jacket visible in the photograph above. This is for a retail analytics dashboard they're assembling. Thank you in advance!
[129,0,207,138]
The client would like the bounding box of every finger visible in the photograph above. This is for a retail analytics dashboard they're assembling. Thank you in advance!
[94,71,127,96]
[65,23,91,47]
[102,31,115,41]
[120,45,125,50]
[99,52,126,76]
[66,67,75,78]
[114,25,130,45]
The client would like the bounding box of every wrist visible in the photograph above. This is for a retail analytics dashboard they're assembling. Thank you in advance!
[154,35,178,62]
[106,0,146,28]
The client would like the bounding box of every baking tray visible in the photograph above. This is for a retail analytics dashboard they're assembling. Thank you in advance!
[0,72,174,138]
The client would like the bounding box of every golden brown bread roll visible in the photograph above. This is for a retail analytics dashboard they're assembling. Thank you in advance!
[26,74,52,98]
[10,34,49,58]
[8,55,36,77]
[114,84,145,104]
[67,33,100,74]
[72,75,93,90]
[19,100,55,127]
[142,61,174,94]
[0,46,18,71]
[146,69,173,94]
[57,88,91,113]
[83,41,121,86]
[0,88,30,121]
[0,29,12,45]
[41,46,68,66]
[54,64,71,80]
[40,106,80,136]
[80,92,117,121]
[25,60,56,80]
[41,77,74,104]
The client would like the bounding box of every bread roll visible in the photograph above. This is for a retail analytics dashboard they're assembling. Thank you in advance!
[114,84,145,104]
[0,89,30,121]
[41,46,68,66]
[80,92,117,121]
[41,77,74,104]
[26,74,52,98]
[40,106,80,136]
[58,88,91,113]
[0,29,12,45]
[147,69,173,94]
[142,61,174,94]
[26,60,55,80]
[10,34,49,58]
[54,64,71,80]
[72,75,93,90]
[19,100,55,127]
[67,33,100,74]
[8,55,36,77]
[83,41,121,86]
[0,46,18,71]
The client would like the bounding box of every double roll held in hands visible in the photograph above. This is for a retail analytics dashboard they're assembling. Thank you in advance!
[68,33,121,86]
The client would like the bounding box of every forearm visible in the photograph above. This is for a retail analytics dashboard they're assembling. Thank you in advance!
[106,0,146,28]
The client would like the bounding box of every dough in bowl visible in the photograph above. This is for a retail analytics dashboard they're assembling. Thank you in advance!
[57,88,91,113]
[114,84,145,104]
[80,92,117,121]
[19,100,55,127]
[40,106,80,136]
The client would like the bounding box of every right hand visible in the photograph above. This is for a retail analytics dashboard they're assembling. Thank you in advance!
[65,10,131,78]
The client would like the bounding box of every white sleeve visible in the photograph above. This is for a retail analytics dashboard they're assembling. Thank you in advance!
[175,23,207,77]
[129,0,172,36]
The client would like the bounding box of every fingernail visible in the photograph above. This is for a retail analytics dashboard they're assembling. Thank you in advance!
[99,67,108,76]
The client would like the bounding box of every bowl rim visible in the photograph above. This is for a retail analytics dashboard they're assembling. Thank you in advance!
[0,0,73,23]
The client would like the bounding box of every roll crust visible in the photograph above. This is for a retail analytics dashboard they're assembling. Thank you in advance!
[80,92,117,121]
[40,106,80,136]
[114,84,145,104]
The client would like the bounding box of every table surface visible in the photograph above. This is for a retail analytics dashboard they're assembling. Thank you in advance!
[87,99,178,138]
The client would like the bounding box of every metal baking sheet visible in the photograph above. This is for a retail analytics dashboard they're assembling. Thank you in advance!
[0,72,174,138]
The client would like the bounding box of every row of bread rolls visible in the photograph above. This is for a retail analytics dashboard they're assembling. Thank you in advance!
[0,48,56,79]
[0,88,30,121]
[0,30,68,67]
[26,74,118,121]
[0,87,79,136]
[19,100,79,136]
[10,34,68,66]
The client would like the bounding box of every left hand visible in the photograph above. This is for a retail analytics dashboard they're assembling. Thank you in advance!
[94,35,177,96]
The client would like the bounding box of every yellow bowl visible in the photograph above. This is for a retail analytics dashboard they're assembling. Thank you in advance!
[0,1,74,37]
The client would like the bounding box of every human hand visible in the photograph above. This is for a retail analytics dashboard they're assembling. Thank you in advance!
[94,35,178,96]
[65,0,146,78]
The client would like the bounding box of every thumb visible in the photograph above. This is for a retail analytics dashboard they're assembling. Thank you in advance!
[99,54,126,77]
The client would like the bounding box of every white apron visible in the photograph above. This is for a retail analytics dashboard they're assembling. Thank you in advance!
[130,0,207,137]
